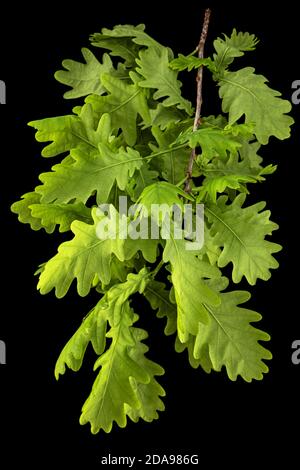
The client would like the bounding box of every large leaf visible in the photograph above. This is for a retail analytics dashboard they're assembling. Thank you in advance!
[37,207,126,297]
[86,72,151,146]
[206,194,281,285]
[36,142,143,205]
[30,202,92,233]
[28,104,111,157]
[163,232,221,342]
[219,67,294,144]
[54,48,114,99]
[136,47,193,115]
[55,301,107,377]
[194,287,271,381]
[80,300,164,433]
[90,24,163,66]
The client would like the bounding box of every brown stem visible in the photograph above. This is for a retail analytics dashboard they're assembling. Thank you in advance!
[184,8,211,193]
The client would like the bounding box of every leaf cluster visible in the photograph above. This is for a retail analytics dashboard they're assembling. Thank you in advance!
[11,24,293,433]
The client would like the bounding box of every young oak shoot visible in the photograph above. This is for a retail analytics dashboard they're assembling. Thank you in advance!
[11,10,293,434]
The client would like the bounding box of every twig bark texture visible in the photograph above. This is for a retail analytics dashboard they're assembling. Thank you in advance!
[184,8,211,193]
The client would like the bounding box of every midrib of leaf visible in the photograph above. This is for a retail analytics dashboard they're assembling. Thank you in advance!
[71,130,97,149]
[203,302,245,360]
[61,221,124,261]
[158,69,185,105]
[95,316,123,425]
[203,168,256,176]
[206,206,247,250]
[220,76,261,104]
[216,45,230,72]
[116,45,136,61]
[89,143,188,174]
[146,286,174,311]
[138,168,146,189]
[92,157,141,174]
[109,89,141,113]
[169,151,175,184]
[206,206,262,273]
[145,143,187,162]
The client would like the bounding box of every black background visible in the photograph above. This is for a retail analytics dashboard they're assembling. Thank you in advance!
[1,0,299,466]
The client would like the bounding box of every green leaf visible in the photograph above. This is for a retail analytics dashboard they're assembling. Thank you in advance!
[213,29,259,74]
[197,174,252,203]
[36,142,143,205]
[30,202,92,233]
[136,47,193,115]
[124,220,160,264]
[219,67,294,144]
[90,24,163,66]
[149,104,187,130]
[177,126,241,159]
[101,268,151,325]
[197,150,277,202]
[11,192,45,232]
[37,207,126,297]
[193,287,272,382]
[55,301,107,378]
[135,181,192,225]
[163,233,222,342]
[54,48,114,99]
[170,54,216,72]
[28,104,111,157]
[12,22,293,434]
[86,72,151,146]
[56,267,164,433]
[206,194,282,285]
[150,124,192,184]
[127,162,159,202]
[125,328,165,423]
[144,281,177,335]
[80,302,164,433]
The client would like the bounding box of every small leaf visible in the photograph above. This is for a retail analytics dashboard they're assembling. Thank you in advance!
[170,54,216,72]
[177,126,241,159]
